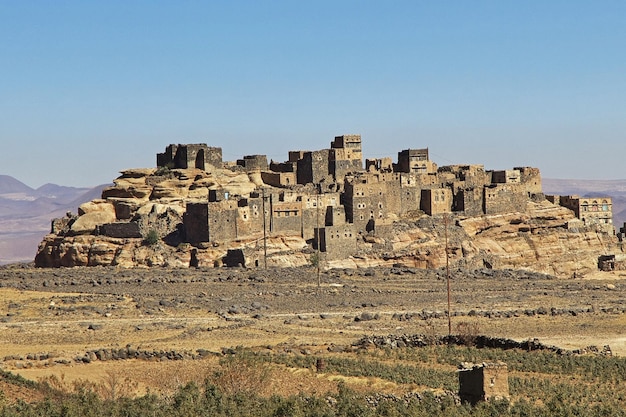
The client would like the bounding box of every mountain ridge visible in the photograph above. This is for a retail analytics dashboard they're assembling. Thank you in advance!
[0,175,108,264]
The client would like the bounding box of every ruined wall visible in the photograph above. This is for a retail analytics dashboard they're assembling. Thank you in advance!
[157,144,222,170]
[96,222,142,239]
[491,169,521,184]
[516,166,542,195]
[237,155,269,171]
[366,157,393,172]
[184,202,209,244]
[483,184,528,215]
[261,171,296,187]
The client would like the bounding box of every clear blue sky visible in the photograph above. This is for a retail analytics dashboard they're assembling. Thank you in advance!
[1,1,625,188]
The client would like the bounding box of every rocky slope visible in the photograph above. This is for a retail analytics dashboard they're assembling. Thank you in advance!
[34,167,623,277]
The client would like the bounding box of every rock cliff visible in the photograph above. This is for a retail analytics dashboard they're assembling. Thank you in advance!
[35,166,622,277]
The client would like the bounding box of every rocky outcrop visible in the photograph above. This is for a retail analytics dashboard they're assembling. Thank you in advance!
[35,165,622,276]
[324,201,622,277]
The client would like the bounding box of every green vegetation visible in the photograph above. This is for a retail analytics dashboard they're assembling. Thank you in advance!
[2,345,626,416]
[143,229,160,246]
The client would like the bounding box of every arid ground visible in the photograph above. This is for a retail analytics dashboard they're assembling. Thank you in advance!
[1,264,625,398]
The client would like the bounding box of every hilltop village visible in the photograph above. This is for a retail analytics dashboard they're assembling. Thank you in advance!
[35,135,620,274]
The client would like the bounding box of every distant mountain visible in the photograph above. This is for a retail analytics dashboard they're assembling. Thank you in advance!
[0,175,108,264]
[0,174,35,195]
[36,183,92,200]
[543,178,626,230]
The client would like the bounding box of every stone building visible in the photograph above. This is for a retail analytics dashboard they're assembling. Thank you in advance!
[420,188,452,215]
[237,155,269,171]
[261,171,296,188]
[397,148,437,174]
[171,134,548,262]
[557,195,613,228]
[157,144,222,171]
[329,134,363,181]
[458,362,510,405]
[316,224,357,260]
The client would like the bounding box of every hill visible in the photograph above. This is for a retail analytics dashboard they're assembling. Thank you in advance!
[0,175,108,264]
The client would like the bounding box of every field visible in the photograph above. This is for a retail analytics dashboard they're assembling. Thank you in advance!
[1,264,626,415]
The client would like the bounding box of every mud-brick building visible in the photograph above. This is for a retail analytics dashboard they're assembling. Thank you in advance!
[157,144,223,171]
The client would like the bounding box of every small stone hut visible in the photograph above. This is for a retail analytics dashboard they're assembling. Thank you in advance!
[458,362,510,405]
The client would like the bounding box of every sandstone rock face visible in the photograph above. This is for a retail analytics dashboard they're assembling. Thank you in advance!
[35,165,621,277]
[70,211,117,234]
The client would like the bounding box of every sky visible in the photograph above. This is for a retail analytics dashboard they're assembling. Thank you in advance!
[1,1,625,188]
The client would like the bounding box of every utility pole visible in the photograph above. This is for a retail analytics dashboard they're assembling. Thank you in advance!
[262,187,267,269]
[445,213,452,337]
[316,191,321,291]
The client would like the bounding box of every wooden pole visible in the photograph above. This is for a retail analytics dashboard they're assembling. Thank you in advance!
[445,213,452,337]
[316,192,321,291]
[262,188,267,269]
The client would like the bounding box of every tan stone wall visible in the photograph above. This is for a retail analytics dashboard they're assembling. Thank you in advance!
[484,184,528,215]
[318,225,357,260]
[421,188,452,215]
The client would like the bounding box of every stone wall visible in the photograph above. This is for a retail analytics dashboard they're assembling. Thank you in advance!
[421,188,452,215]
[157,144,222,170]
[483,184,528,215]
[237,154,269,171]
[458,362,509,405]
[270,201,302,235]
[297,150,331,185]
[183,203,209,244]
[96,222,142,239]
[317,224,357,260]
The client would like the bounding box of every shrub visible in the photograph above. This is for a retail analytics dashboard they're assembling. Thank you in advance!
[144,229,160,246]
